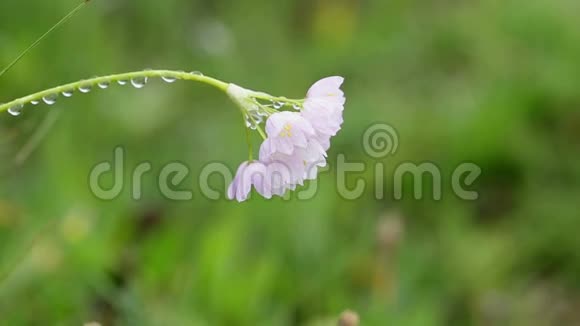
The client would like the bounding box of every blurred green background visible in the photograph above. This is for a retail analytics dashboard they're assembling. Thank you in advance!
[1,0,580,325]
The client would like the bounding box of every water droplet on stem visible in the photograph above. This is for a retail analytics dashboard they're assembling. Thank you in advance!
[98,81,110,89]
[8,103,23,116]
[43,94,58,105]
[131,77,148,89]
[79,85,92,93]
[162,76,177,83]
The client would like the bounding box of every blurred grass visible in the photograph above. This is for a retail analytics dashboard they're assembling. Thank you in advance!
[1,0,580,325]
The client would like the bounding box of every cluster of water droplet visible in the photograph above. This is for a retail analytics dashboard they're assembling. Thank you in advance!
[244,110,269,130]
[5,70,205,117]
[241,98,303,130]
[272,101,284,109]
[242,100,263,130]
[267,100,301,111]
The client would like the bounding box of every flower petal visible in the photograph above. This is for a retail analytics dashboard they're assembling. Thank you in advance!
[306,76,345,103]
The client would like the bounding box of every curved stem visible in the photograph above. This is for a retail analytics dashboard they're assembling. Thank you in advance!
[0,70,229,113]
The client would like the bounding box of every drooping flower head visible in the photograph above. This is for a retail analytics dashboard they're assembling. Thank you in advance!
[226,76,345,202]
[227,159,301,201]
[227,161,270,201]
[301,76,345,150]
[260,111,316,156]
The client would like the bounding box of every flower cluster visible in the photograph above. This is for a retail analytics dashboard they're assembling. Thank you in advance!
[227,77,345,201]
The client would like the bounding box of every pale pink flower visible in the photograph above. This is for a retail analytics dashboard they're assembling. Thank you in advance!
[261,111,316,156]
[260,137,327,187]
[266,161,298,196]
[301,76,345,150]
[226,76,345,201]
[306,76,346,102]
[227,161,271,202]
[228,160,303,201]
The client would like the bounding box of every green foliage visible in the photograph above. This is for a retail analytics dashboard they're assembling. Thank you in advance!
[1,0,580,324]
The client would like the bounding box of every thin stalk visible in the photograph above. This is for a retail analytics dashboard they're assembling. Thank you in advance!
[15,109,62,165]
[0,70,229,113]
[252,92,303,106]
[244,118,254,161]
[0,0,91,78]
[247,114,267,140]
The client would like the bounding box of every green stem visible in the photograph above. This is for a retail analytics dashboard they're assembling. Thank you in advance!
[255,124,267,140]
[0,70,229,113]
[252,92,303,106]
[247,114,267,140]
[244,118,254,161]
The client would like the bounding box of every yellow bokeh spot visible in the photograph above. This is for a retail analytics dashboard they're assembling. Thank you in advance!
[61,209,92,243]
